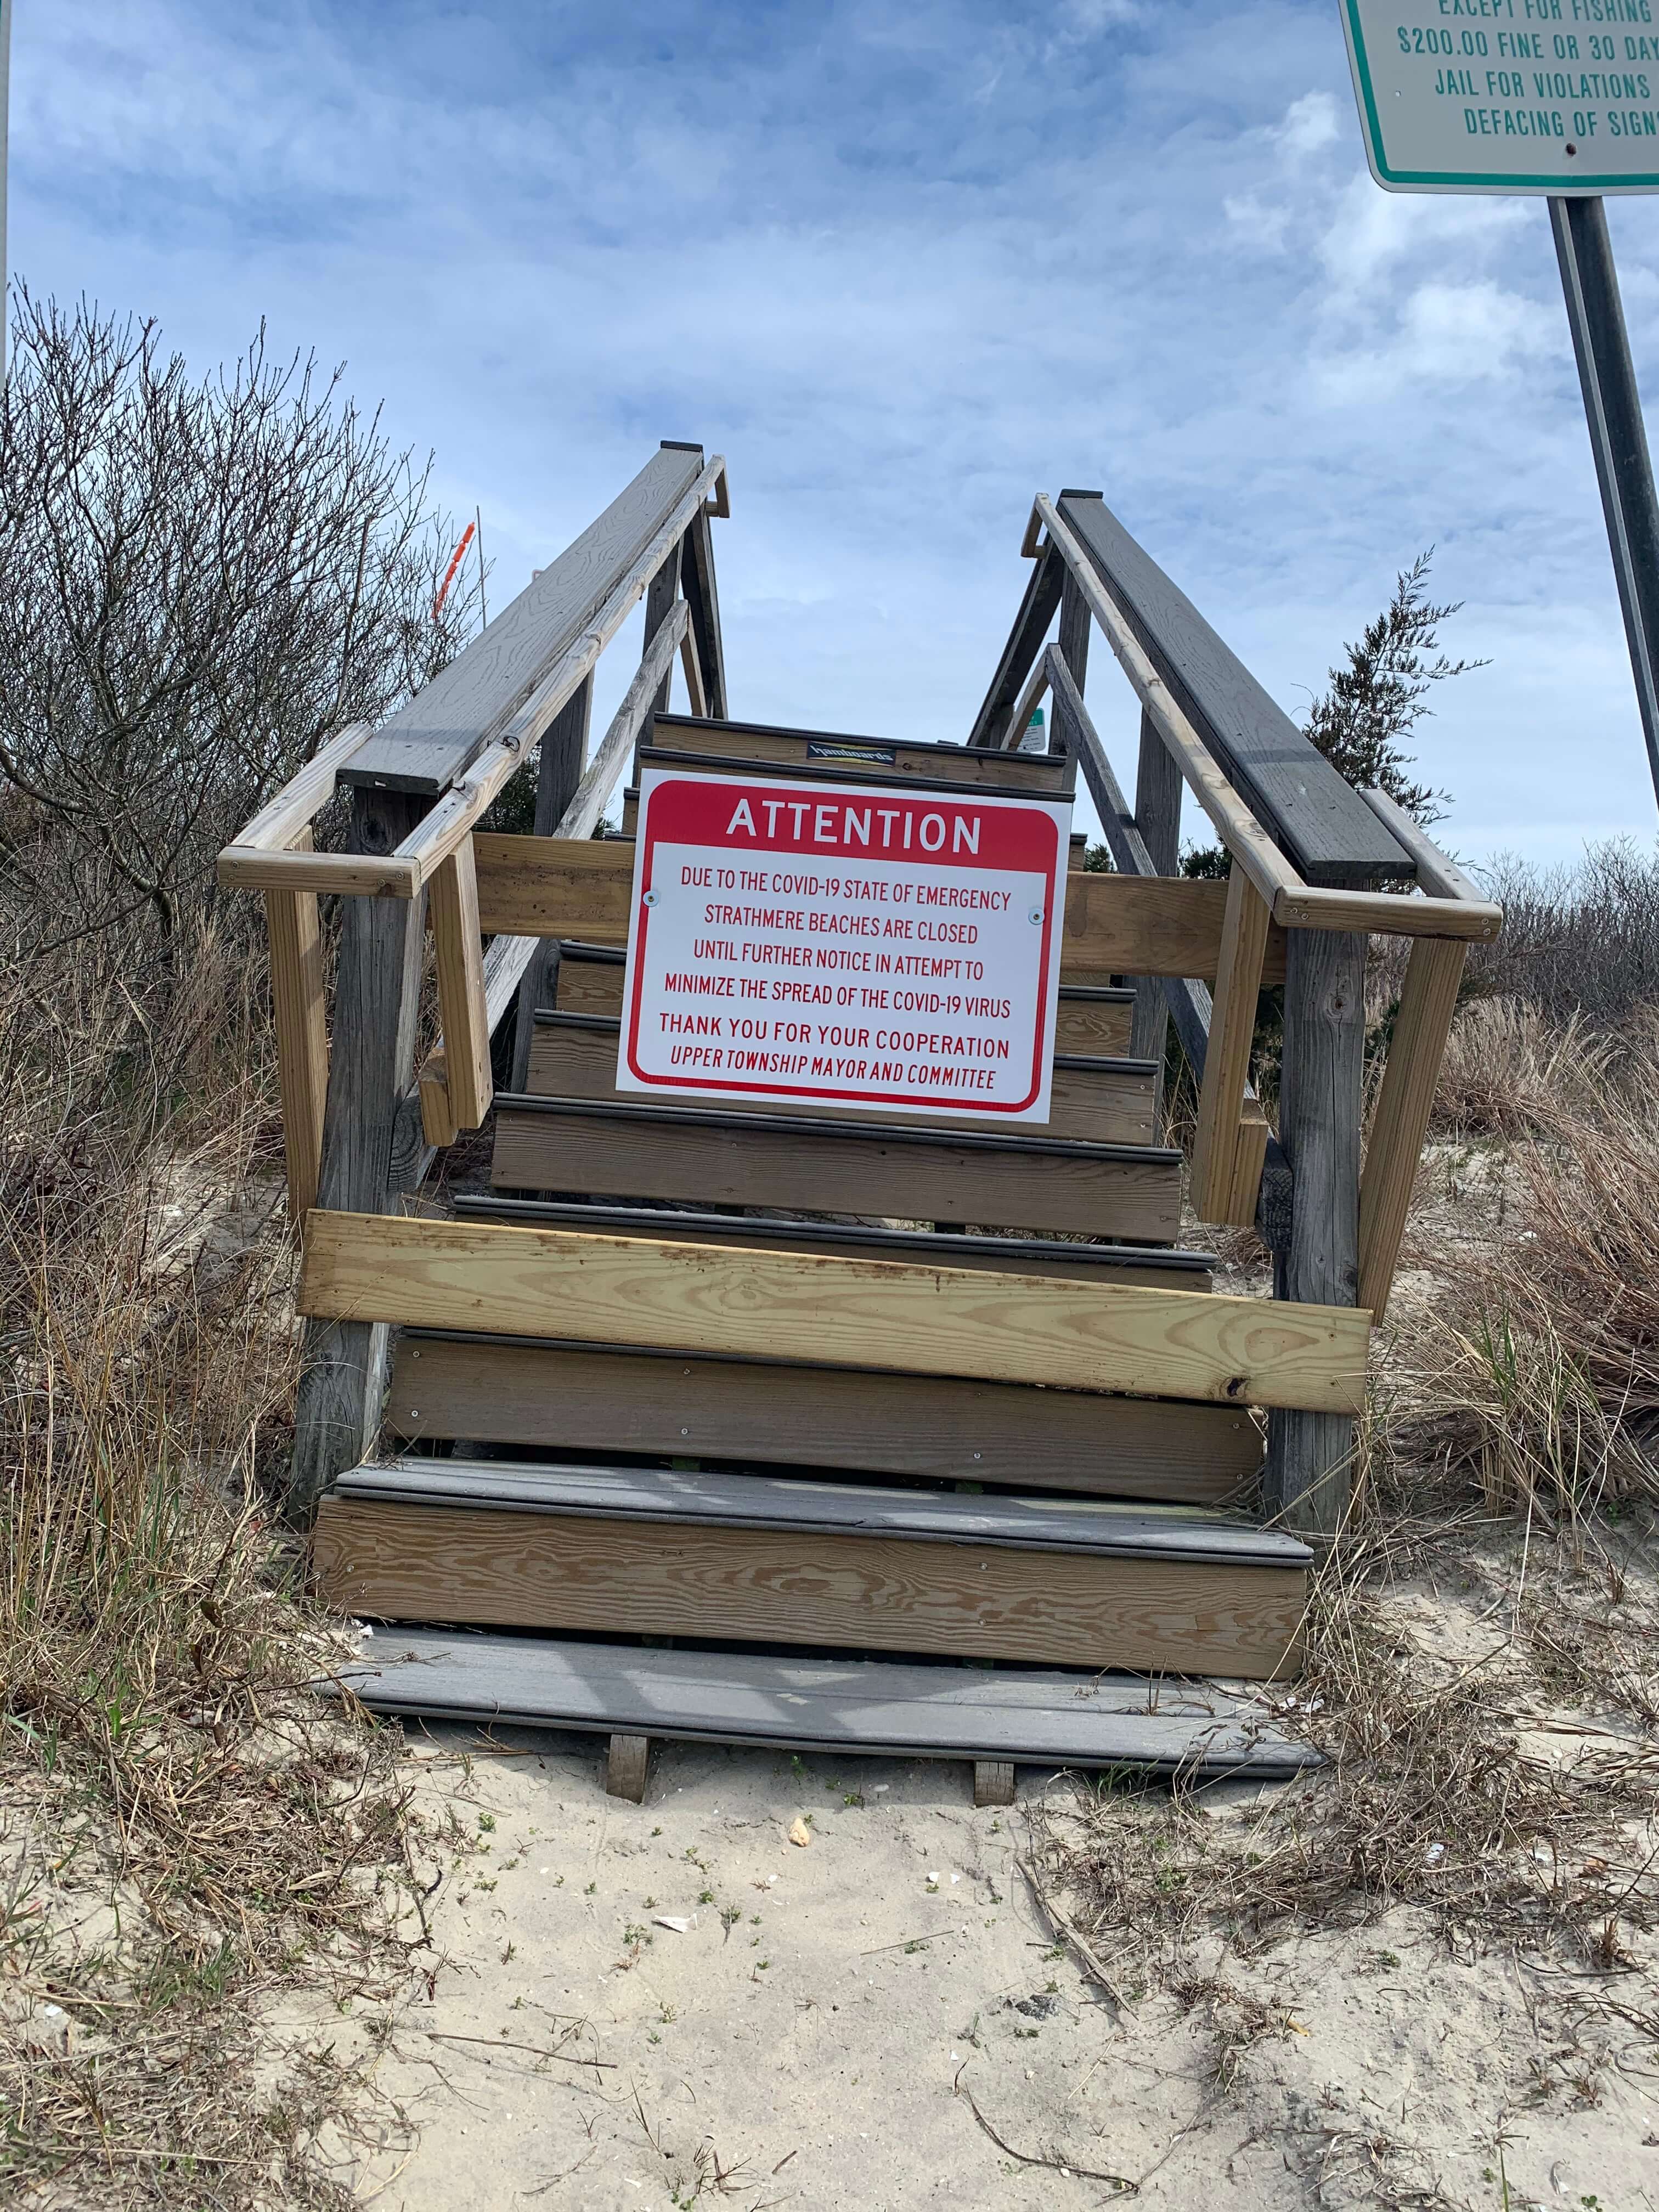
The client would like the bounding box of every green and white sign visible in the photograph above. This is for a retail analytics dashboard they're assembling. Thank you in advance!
[1341,0,1659,191]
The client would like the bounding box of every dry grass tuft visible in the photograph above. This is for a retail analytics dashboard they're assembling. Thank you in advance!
[1028,1531,1657,1981]
[0,945,421,2207]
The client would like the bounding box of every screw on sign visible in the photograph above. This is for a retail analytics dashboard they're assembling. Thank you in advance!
[616,766,1073,1124]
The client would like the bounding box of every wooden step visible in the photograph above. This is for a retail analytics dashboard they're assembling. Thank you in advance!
[527,1011,1158,1146]
[452,1194,1215,1286]
[551,941,1133,1055]
[646,712,1073,795]
[385,1327,1262,1502]
[332,1629,1319,1781]
[489,1094,1183,1241]
[315,1459,1309,1678]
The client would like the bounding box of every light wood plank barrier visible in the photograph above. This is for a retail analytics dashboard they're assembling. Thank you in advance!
[298,1211,1372,1414]
[471,831,1290,986]
[1357,935,1468,1319]
[263,826,329,1229]
[427,839,493,1132]
[1189,867,1272,1225]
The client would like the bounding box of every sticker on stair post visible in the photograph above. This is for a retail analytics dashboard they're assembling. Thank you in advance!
[618,764,1071,1122]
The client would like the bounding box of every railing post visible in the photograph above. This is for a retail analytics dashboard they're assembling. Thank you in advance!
[1128,708,1182,1076]
[1265,926,1367,1538]
[289,787,431,1520]
[511,675,594,1091]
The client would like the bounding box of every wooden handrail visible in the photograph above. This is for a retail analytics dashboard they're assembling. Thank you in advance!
[1046,645,1283,1235]
[1048,489,1413,886]
[339,444,714,799]
[1034,496,1502,946]
[216,459,722,900]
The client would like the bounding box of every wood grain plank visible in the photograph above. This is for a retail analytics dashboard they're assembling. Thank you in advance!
[1190,867,1272,1225]
[472,833,1288,985]
[298,1210,1371,1412]
[1266,928,1367,1536]
[1271,881,1503,945]
[1357,936,1466,1321]
[427,840,493,1129]
[263,838,329,1229]
[312,1499,1306,1677]
[342,447,709,797]
[527,1013,1158,1146]
[488,1097,1183,1242]
[384,1334,1261,1500]
[231,721,373,853]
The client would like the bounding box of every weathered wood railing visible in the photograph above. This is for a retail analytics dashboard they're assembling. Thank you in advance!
[969,487,1500,1537]
[217,441,729,1509]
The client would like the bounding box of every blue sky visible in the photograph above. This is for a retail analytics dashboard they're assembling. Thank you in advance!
[12,0,1659,867]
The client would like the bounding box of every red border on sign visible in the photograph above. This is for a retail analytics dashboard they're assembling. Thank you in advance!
[621,772,1064,1115]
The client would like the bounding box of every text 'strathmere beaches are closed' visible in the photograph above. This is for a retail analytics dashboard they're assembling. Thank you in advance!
[618,770,1071,1122]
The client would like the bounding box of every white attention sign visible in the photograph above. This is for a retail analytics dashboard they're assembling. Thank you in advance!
[617,764,1071,1124]
[1341,0,1659,192]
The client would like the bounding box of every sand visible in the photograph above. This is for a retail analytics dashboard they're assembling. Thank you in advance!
[291,1722,1659,2211]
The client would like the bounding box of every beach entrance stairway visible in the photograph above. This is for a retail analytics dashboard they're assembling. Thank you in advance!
[221,444,1499,1802]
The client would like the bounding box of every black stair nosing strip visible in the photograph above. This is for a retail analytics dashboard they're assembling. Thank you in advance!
[449,1193,1217,1273]
[555,940,627,964]
[491,1090,1180,1165]
[330,1457,1312,1567]
[325,1629,1320,1774]
[634,746,1076,803]
[394,1319,1242,1397]
[527,1007,1157,1080]
[651,712,1072,776]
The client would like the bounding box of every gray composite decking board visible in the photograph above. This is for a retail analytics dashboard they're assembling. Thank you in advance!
[1056,493,1414,888]
[450,1194,1216,1280]
[341,447,708,797]
[647,714,1072,794]
[331,1457,1309,1568]
[330,1630,1318,1776]
[487,1094,1183,1241]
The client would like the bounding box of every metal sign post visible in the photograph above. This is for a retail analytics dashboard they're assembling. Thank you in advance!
[1551,194,1659,805]
[1341,0,1659,812]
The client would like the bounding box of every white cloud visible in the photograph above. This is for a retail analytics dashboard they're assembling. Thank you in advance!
[1275,90,1340,160]
[6,0,1655,863]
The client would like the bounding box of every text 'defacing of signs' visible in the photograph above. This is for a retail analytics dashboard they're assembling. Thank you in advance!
[617,768,1071,1122]
[1342,0,1659,194]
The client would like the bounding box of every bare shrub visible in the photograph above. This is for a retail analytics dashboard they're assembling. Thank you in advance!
[0,946,419,2203]
[1464,838,1659,1031]
[0,287,478,977]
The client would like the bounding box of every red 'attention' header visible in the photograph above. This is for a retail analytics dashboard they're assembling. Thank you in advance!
[639,774,1062,872]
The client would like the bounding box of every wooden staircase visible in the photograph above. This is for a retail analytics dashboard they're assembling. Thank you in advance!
[299,728,1353,1799]
[223,443,1498,1805]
